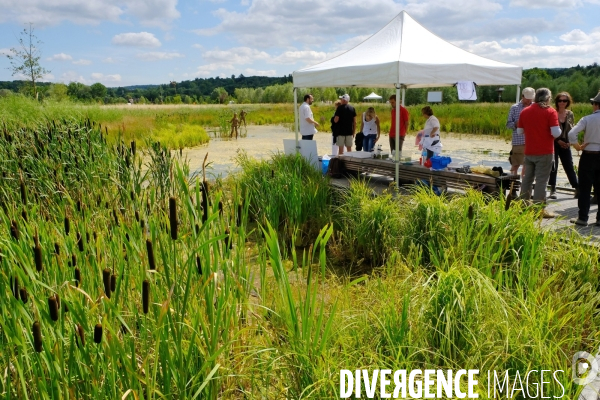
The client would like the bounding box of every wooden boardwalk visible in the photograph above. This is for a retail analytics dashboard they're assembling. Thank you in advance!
[331,173,600,242]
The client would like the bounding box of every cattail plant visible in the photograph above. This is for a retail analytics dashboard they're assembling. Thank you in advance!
[218,201,223,216]
[201,182,209,223]
[21,209,27,222]
[10,220,19,241]
[112,209,120,227]
[130,140,136,156]
[135,210,140,222]
[146,239,156,270]
[77,232,84,252]
[34,242,43,272]
[19,175,27,205]
[74,268,81,287]
[48,296,59,321]
[236,203,243,227]
[71,254,77,267]
[19,287,28,304]
[467,204,474,221]
[76,324,85,347]
[103,269,111,298]
[142,279,150,314]
[169,196,178,240]
[64,216,70,236]
[93,324,103,344]
[196,255,202,275]
[54,242,60,255]
[32,322,43,352]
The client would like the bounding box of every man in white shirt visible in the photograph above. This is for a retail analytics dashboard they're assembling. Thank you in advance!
[568,91,600,226]
[299,94,319,140]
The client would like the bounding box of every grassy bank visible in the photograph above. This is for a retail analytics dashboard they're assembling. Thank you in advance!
[2,96,594,148]
[0,116,598,398]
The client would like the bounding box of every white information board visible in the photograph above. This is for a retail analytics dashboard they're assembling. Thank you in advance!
[283,139,319,170]
[427,91,443,103]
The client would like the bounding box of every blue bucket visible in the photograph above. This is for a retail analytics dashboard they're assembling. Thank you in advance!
[322,159,330,174]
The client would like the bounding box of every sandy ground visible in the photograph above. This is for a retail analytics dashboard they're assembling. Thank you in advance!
[178,125,574,187]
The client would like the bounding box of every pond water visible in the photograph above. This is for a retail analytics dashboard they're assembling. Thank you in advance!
[182,125,575,187]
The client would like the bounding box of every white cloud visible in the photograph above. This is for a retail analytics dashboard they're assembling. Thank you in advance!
[500,35,539,45]
[103,57,117,63]
[60,71,87,84]
[73,59,92,65]
[91,73,122,83]
[509,0,582,8]
[270,50,328,65]
[0,0,179,27]
[195,63,234,77]
[136,51,185,61]
[48,53,73,61]
[241,68,277,76]
[202,47,270,64]
[560,29,590,43]
[192,44,204,49]
[194,0,505,48]
[112,32,161,47]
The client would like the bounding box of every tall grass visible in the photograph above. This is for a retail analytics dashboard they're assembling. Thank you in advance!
[0,116,598,398]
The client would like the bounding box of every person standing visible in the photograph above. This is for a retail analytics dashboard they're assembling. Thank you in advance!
[568,91,600,226]
[299,94,319,140]
[420,106,442,160]
[388,95,409,153]
[548,92,579,199]
[517,88,562,218]
[506,87,535,177]
[333,94,356,155]
[360,107,380,152]
[330,100,341,155]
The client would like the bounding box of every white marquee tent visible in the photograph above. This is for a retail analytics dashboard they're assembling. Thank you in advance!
[363,92,383,101]
[292,10,523,184]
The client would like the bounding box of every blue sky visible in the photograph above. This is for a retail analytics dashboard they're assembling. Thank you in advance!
[1,0,599,87]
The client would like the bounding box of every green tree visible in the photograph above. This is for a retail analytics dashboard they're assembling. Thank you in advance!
[90,82,107,99]
[47,83,68,101]
[211,87,228,104]
[5,24,50,101]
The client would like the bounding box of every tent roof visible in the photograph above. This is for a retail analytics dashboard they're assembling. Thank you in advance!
[363,92,382,99]
[293,11,522,89]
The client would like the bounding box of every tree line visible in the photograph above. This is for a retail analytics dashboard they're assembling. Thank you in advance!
[1,63,599,105]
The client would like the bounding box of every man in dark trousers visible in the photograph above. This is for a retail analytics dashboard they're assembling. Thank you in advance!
[333,94,356,155]
[568,91,600,226]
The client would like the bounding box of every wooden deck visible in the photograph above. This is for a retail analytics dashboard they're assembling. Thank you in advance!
[338,155,520,196]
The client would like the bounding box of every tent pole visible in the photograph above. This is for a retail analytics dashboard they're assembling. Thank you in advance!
[293,87,299,152]
[395,86,401,188]
[401,88,406,106]
[516,85,521,103]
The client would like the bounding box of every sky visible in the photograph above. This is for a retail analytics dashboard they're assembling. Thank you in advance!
[0,0,599,87]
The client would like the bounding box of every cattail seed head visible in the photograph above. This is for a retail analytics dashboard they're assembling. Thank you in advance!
[146,239,156,270]
[54,242,60,255]
[10,220,19,241]
[142,279,150,314]
[48,296,59,321]
[102,269,111,298]
[20,178,27,205]
[111,274,116,292]
[94,324,103,344]
[131,140,136,156]
[487,223,493,236]
[236,203,242,227]
[218,201,223,216]
[76,324,85,347]
[505,196,512,211]
[19,287,28,304]
[64,216,70,236]
[71,254,76,267]
[93,231,97,242]
[34,244,43,272]
[135,210,140,222]
[141,219,145,230]
[74,268,81,287]
[76,200,81,213]
[195,223,200,235]
[21,209,27,222]
[467,205,474,221]
[196,255,202,275]
[169,196,178,240]
[32,322,43,352]
[77,232,84,252]
[112,209,120,227]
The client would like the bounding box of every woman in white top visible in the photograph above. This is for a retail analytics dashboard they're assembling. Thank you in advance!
[420,106,442,159]
[360,107,380,152]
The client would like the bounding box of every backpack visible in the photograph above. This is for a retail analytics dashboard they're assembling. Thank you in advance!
[327,157,345,178]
